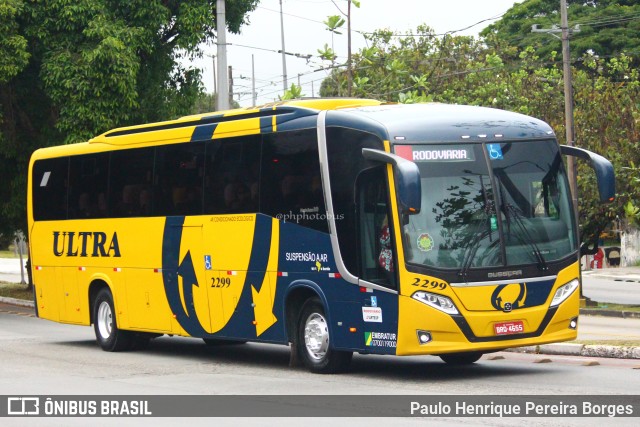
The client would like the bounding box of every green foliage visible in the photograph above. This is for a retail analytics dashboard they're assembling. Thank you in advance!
[317,43,337,62]
[191,92,240,114]
[0,0,258,235]
[324,15,345,35]
[481,0,640,60]
[280,84,305,100]
[0,0,29,84]
[621,164,640,227]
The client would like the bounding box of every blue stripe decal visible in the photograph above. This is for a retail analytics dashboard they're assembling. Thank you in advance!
[161,214,278,339]
[162,216,209,336]
[191,123,218,142]
[215,214,273,337]
[259,109,273,132]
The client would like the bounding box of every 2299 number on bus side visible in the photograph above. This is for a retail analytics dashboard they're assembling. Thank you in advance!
[493,320,524,336]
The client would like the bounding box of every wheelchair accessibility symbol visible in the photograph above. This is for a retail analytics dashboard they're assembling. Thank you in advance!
[487,144,503,160]
[204,255,212,270]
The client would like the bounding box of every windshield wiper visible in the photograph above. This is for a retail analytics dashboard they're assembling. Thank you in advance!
[502,202,548,271]
[457,226,497,281]
[491,171,548,272]
[457,199,497,281]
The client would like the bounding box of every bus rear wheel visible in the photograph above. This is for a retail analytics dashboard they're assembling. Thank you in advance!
[93,288,133,352]
[439,351,483,365]
[296,297,352,374]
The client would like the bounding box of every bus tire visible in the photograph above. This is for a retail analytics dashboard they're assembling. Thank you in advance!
[297,297,352,374]
[93,288,133,352]
[439,352,483,365]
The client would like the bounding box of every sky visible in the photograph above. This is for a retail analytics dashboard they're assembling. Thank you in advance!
[192,0,524,107]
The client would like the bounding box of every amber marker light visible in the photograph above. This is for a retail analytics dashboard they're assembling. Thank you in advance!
[349,328,357,333]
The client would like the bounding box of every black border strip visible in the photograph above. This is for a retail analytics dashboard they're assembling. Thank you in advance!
[451,307,558,343]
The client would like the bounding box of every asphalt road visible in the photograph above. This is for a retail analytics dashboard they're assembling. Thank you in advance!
[0,305,638,426]
[581,275,640,305]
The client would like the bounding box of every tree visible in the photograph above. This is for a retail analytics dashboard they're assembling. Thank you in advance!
[0,0,258,237]
[280,83,305,100]
[0,0,30,247]
[481,0,640,60]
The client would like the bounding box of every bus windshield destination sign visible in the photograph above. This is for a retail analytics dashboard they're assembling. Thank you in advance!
[395,145,475,162]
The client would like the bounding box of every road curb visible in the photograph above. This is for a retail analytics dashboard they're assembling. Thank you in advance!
[0,296,34,308]
[507,343,640,359]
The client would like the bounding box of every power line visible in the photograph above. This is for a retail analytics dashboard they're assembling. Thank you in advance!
[233,3,639,105]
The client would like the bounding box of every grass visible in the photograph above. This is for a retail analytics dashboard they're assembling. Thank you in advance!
[0,250,19,258]
[0,282,33,301]
[584,303,640,313]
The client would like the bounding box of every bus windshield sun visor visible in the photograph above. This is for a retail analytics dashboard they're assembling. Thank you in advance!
[362,148,421,215]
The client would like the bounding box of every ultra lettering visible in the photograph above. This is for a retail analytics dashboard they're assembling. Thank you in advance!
[52,231,121,257]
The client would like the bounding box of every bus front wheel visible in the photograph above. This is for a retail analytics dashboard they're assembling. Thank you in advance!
[296,297,352,374]
[93,288,133,352]
[439,351,483,365]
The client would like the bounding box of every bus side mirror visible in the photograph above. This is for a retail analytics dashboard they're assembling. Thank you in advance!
[560,145,616,203]
[362,148,421,214]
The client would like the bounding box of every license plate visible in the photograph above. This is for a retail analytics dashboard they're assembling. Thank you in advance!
[494,320,524,336]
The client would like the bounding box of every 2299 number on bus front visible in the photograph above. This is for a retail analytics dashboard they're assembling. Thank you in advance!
[493,320,524,336]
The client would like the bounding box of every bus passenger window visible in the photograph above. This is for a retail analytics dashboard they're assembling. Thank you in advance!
[260,129,328,233]
[118,185,143,216]
[154,144,204,216]
[110,148,154,218]
[204,136,261,215]
[68,153,109,219]
[223,181,251,212]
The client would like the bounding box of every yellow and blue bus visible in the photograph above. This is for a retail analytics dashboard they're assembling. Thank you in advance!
[27,99,615,373]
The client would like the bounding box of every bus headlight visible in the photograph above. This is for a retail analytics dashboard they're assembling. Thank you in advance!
[550,279,580,307]
[412,291,459,315]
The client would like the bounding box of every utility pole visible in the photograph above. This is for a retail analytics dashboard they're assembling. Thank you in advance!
[252,54,257,107]
[560,0,577,213]
[228,65,234,107]
[206,54,217,111]
[532,0,580,214]
[279,0,288,94]
[216,0,230,111]
[347,0,353,96]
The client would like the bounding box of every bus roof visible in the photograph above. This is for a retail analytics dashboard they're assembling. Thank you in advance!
[88,98,383,146]
[34,99,555,158]
[324,103,556,144]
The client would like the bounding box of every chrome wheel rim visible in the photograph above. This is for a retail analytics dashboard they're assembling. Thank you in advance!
[97,300,113,340]
[304,313,329,361]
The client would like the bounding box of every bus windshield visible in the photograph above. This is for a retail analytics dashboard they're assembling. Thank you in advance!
[397,140,577,271]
